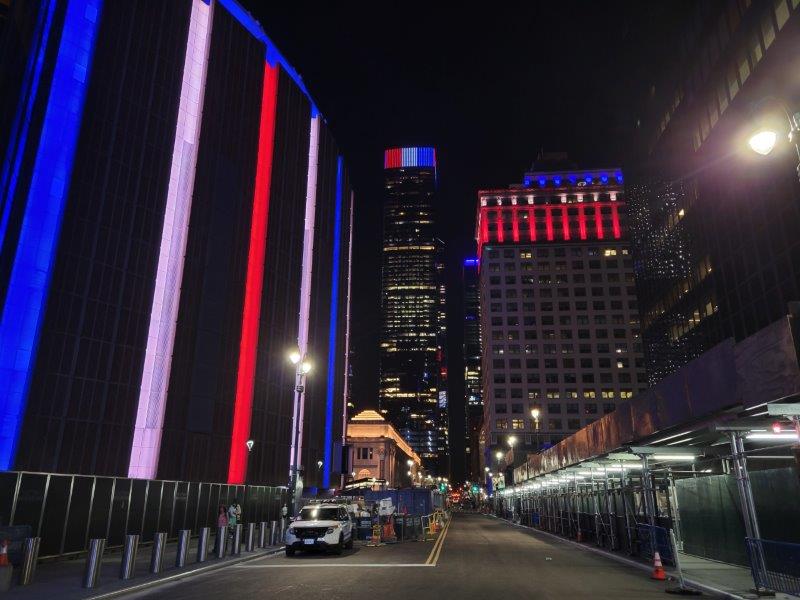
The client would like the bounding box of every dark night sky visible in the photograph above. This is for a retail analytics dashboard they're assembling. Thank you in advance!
[245,1,678,480]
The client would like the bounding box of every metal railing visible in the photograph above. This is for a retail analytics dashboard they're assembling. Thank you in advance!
[745,538,800,596]
[0,471,288,559]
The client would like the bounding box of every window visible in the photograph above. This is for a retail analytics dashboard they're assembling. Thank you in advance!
[496,419,509,430]
[547,403,561,413]
[603,403,615,414]
[495,404,508,413]
[512,419,525,430]
[357,447,373,460]
[567,419,581,430]
[548,419,562,430]
[566,403,579,414]
[584,404,598,415]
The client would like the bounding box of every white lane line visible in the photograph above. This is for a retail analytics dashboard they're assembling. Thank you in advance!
[235,563,434,568]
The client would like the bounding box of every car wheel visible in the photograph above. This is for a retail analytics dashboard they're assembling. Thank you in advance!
[332,534,343,555]
[345,533,353,549]
[285,547,295,557]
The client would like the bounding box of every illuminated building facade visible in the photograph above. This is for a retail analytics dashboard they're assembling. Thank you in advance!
[379,147,448,474]
[628,0,800,384]
[0,0,353,489]
[476,162,648,457]
[463,258,483,481]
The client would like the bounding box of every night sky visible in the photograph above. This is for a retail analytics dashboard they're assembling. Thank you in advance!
[246,1,681,480]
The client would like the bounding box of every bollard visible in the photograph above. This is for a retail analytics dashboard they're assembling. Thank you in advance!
[150,532,167,574]
[119,535,139,580]
[196,527,210,563]
[215,526,227,558]
[245,523,255,552]
[82,539,106,589]
[231,523,242,555]
[269,520,278,546]
[19,537,40,586]
[175,529,190,568]
[258,522,267,548]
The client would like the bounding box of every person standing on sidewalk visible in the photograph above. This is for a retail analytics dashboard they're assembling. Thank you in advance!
[228,498,241,536]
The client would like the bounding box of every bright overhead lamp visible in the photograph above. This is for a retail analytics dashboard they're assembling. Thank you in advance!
[748,130,778,155]
[746,432,799,441]
[651,454,697,461]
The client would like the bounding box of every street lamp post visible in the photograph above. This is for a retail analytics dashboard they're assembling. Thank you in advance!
[288,349,312,518]
[746,98,800,183]
[530,408,541,450]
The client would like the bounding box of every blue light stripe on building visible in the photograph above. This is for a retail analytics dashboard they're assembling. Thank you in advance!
[0,0,103,470]
[322,156,344,487]
[0,0,57,252]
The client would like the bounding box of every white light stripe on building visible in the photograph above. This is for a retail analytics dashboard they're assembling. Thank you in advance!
[128,0,213,479]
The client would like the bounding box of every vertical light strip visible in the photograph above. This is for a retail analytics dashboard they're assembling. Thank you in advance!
[0,0,102,470]
[495,209,504,243]
[323,157,344,488]
[561,205,570,240]
[227,62,279,485]
[0,0,57,251]
[545,206,554,241]
[578,204,587,240]
[128,0,213,479]
[528,208,536,242]
[595,205,605,239]
[290,113,320,481]
[341,192,354,446]
[611,203,621,239]
[511,207,520,242]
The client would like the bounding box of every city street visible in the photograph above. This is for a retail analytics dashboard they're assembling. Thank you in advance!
[131,513,667,599]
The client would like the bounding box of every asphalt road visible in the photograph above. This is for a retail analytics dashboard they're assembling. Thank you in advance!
[130,512,671,599]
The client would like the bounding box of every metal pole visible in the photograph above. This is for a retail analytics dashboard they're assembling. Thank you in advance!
[215,526,226,558]
[196,527,209,563]
[269,520,278,546]
[150,532,167,574]
[175,529,190,567]
[119,534,139,580]
[82,539,106,589]
[258,522,267,548]
[245,522,255,551]
[19,537,40,585]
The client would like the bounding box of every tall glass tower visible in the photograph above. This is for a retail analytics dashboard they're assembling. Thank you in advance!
[379,147,448,474]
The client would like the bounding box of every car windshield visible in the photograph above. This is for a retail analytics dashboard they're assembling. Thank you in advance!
[299,507,340,521]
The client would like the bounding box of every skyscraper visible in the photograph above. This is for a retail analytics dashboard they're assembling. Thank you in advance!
[463,258,483,481]
[476,158,648,460]
[627,0,800,385]
[379,147,448,474]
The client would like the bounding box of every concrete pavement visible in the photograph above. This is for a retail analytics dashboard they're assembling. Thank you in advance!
[128,512,675,599]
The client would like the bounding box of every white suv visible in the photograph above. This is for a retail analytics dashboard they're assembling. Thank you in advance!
[285,504,354,556]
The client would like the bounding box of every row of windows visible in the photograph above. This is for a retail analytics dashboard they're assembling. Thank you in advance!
[488,372,646,385]
[494,418,599,431]
[491,356,642,373]
[486,264,632,284]
[485,246,629,259]
[495,402,617,414]
[488,342,641,359]
[487,267,636,284]
[487,301,638,317]
[491,314,634,328]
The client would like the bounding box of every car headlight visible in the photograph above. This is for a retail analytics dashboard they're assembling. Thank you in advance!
[325,526,338,534]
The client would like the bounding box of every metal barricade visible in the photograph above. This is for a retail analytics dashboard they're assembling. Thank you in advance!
[636,524,674,564]
[197,527,210,563]
[120,534,139,580]
[746,538,800,596]
[231,524,242,555]
[215,526,227,558]
[150,532,167,574]
[19,537,40,585]
[176,529,190,567]
[258,522,267,548]
[82,539,105,589]
[245,522,255,551]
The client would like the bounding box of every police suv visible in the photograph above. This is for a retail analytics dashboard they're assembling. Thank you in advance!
[284,502,354,556]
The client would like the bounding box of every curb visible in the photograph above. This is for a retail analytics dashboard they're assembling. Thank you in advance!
[490,516,749,600]
[86,546,285,599]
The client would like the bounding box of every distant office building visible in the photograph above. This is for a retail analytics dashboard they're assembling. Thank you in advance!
[463,258,484,481]
[0,0,353,489]
[345,410,421,490]
[476,160,648,457]
[379,147,448,474]
[628,0,800,384]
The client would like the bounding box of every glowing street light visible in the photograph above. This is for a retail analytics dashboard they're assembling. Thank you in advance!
[748,130,778,155]
[508,435,517,448]
[495,451,503,461]
[745,98,800,182]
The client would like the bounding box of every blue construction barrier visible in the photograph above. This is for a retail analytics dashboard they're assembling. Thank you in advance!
[745,538,800,596]
[637,524,674,564]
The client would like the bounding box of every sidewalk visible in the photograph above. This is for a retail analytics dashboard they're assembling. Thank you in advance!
[4,536,283,600]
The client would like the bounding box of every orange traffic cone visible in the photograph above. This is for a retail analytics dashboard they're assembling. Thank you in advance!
[651,551,666,581]
[0,540,8,566]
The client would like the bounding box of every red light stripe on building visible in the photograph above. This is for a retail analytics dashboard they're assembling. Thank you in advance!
[611,203,621,238]
[228,63,279,484]
[595,205,604,239]
[496,209,504,243]
[578,204,587,240]
[561,205,570,240]
[511,206,519,242]
[528,208,536,241]
[545,206,554,241]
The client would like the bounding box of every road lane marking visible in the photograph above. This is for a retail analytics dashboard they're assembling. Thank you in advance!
[235,563,434,568]
[425,518,451,566]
